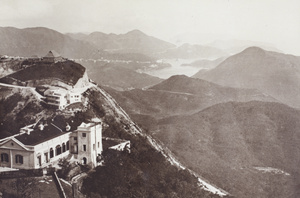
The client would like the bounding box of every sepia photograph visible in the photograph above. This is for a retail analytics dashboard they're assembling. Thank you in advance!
[0,0,300,197]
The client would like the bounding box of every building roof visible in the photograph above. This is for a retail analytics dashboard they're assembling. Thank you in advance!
[44,50,61,58]
[15,123,69,146]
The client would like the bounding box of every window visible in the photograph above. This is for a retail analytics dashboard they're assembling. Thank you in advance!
[50,148,54,158]
[83,144,86,151]
[44,152,49,163]
[82,157,87,165]
[82,133,86,137]
[37,155,42,166]
[56,145,62,155]
[1,153,9,162]
[15,155,23,164]
[74,137,77,141]
[62,143,66,152]
[93,144,95,150]
[66,141,69,150]
[98,142,100,148]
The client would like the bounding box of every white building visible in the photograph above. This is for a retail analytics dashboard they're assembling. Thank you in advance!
[44,88,82,110]
[70,122,102,166]
[44,88,68,110]
[67,90,82,104]
[0,121,103,169]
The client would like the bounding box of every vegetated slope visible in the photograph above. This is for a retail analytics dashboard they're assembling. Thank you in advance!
[88,64,163,90]
[193,47,300,108]
[82,87,229,197]
[0,60,85,86]
[154,101,300,198]
[0,87,45,138]
[76,29,176,55]
[106,75,276,121]
[155,43,228,59]
[0,58,29,77]
[0,27,97,58]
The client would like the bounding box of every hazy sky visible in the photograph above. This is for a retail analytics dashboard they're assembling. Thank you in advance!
[1,0,300,55]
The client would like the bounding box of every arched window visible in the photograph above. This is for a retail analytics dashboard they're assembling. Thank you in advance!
[15,155,23,164]
[1,153,9,162]
[56,145,62,155]
[50,148,54,158]
[66,141,69,150]
[62,143,66,153]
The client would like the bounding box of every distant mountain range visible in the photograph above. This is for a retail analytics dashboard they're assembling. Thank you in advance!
[170,32,282,55]
[0,27,174,60]
[2,26,287,62]
[207,39,282,54]
[193,47,300,108]
[68,29,175,55]
[0,27,96,58]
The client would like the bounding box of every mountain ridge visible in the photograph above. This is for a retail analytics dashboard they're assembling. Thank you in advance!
[193,47,300,108]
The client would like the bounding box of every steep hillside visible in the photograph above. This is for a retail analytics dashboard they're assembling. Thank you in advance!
[0,87,45,138]
[0,58,28,77]
[193,47,300,108]
[156,43,228,59]
[154,101,300,198]
[106,75,276,119]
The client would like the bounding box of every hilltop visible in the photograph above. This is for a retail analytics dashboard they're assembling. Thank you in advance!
[0,60,87,88]
[193,47,300,108]
[0,59,226,197]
